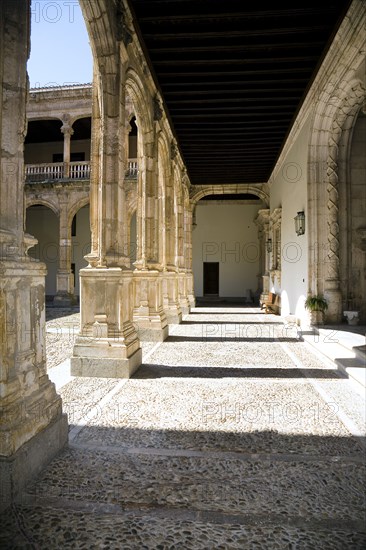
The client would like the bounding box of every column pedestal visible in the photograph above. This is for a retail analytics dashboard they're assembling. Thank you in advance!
[54,270,75,306]
[178,272,190,315]
[324,285,343,324]
[162,271,183,324]
[133,270,169,341]
[0,258,68,511]
[71,267,142,377]
[186,272,196,308]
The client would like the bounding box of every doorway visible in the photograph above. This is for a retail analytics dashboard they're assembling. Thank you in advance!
[204,262,219,295]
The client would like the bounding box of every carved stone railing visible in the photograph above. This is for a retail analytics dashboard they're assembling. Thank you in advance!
[69,161,91,179]
[126,158,138,178]
[25,162,64,182]
[25,161,90,183]
[26,159,138,183]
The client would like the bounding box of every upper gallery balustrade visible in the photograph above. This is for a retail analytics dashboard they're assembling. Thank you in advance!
[25,159,138,184]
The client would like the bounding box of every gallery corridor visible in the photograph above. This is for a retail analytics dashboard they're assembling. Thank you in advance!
[1,306,365,549]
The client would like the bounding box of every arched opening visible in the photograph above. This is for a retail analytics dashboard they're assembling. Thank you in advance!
[69,117,91,179]
[26,204,59,302]
[71,204,91,298]
[192,193,264,303]
[342,109,366,322]
[25,119,63,181]
[127,116,138,177]
[70,117,91,160]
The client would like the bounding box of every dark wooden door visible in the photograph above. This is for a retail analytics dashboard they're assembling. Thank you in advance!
[203,262,219,295]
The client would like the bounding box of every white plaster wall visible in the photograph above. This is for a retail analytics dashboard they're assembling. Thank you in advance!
[26,206,59,298]
[269,115,311,317]
[25,139,91,163]
[72,205,90,296]
[192,202,262,298]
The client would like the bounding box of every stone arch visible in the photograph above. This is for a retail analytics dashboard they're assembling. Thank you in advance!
[190,184,269,207]
[125,68,153,138]
[308,76,366,321]
[68,197,90,230]
[25,197,59,216]
[78,1,118,74]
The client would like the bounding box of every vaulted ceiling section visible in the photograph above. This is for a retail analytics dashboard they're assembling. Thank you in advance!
[128,0,351,185]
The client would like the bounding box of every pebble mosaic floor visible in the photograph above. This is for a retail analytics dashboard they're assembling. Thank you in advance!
[1,305,365,549]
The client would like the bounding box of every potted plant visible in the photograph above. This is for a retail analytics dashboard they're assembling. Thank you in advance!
[304,295,328,326]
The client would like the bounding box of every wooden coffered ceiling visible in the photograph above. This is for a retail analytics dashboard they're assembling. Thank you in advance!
[128,0,352,185]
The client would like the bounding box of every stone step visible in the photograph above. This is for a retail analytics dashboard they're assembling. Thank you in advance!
[353,345,366,363]
[20,446,366,523]
[335,358,366,388]
[1,502,365,549]
[302,328,366,388]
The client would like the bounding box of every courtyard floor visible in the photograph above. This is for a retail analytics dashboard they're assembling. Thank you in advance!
[1,305,365,549]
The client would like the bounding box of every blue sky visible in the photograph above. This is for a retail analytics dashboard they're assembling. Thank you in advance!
[27,0,93,87]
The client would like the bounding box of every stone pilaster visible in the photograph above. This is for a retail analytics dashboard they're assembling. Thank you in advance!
[255,209,270,304]
[132,270,168,341]
[0,0,67,511]
[161,270,182,324]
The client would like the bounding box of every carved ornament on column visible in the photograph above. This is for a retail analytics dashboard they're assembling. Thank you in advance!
[326,81,365,285]
[61,124,74,138]
[116,3,133,46]
[153,96,163,121]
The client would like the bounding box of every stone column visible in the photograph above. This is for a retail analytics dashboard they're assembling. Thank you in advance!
[0,0,67,511]
[161,173,182,324]
[72,60,141,377]
[132,114,168,340]
[185,204,196,308]
[54,199,74,306]
[61,121,74,179]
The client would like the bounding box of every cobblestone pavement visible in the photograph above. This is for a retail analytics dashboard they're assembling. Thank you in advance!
[1,306,365,549]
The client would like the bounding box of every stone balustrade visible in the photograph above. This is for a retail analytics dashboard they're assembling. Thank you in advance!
[25,159,138,182]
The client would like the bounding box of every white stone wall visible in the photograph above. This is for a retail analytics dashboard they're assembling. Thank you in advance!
[192,202,262,298]
[269,115,311,318]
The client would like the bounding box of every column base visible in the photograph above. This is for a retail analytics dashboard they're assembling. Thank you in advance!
[138,325,169,342]
[71,340,142,378]
[0,413,68,512]
[133,270,169,341]
[324,287,343,324]
[164,309,182,324]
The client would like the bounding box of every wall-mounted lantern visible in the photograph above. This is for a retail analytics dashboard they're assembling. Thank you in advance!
[266,238,272,253]
[294,211,305,236]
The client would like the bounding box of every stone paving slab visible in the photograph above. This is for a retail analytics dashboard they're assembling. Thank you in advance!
[1,504,365,549]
